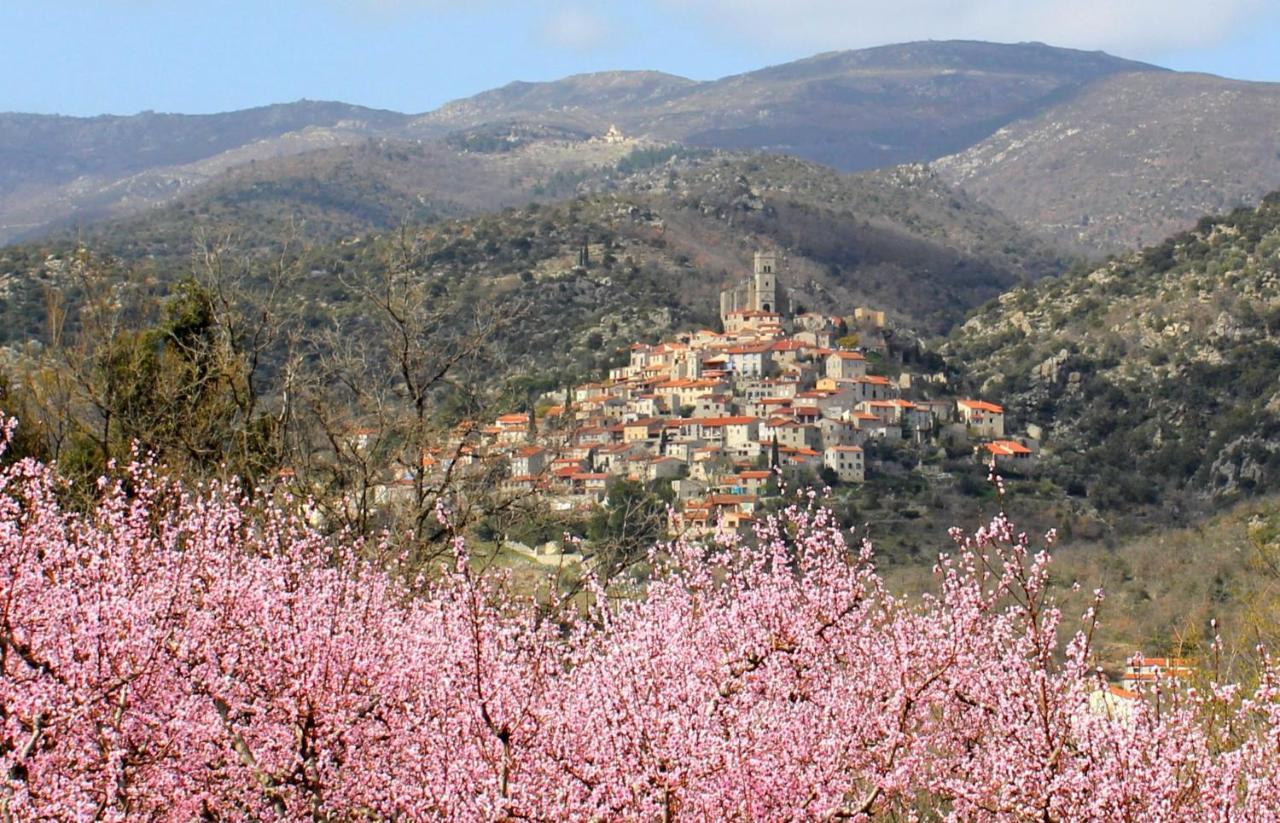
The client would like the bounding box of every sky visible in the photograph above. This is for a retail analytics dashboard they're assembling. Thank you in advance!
[5,0,1280,117]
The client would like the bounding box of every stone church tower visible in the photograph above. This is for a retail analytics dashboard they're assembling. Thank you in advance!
[753,251,777,313]
[719,250,789,327]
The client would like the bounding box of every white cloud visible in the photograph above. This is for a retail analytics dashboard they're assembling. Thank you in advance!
[656,0,1268,59]
[538,7,611,51]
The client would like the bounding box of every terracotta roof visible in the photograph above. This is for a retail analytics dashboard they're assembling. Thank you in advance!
[959,399,1004,414]
[706,494,757,505]
[1108,685,1142,701]
[985,440,1033,456]
[696,416,759,427]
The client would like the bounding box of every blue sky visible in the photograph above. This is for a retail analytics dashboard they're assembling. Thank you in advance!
[5,0,1280,117]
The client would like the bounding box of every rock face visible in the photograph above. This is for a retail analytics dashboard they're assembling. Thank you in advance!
[1034,348,1071,383]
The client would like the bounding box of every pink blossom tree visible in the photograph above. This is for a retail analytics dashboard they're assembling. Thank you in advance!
[2,426,1280,820]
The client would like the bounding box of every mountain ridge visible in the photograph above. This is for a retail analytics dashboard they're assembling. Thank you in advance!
[0,40,1166,247]
[2,39,1278,256]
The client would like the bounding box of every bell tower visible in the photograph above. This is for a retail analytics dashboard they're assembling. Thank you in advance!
[753,251,777,313]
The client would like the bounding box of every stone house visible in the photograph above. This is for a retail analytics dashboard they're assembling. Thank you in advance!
[823,445,866,483]
[826,351,868,381]
[774,421,822,450]
[509,446,547,478]
[956,399,1005,438]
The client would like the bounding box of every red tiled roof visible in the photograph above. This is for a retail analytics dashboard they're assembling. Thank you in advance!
[696,416,759,427]
[985,440,1033,456]
[1108,685,1142,700]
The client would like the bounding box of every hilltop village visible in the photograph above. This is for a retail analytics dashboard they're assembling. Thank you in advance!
[402,251,1042,538]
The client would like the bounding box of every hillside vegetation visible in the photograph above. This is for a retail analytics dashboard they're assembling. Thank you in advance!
[0,152,1067,361]
[948,193,1280,516]
[30,134,658,250]
[888,494,1280,673]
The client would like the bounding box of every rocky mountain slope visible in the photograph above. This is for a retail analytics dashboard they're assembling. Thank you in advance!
[935,71,1280,253]
[947,194,1280,514]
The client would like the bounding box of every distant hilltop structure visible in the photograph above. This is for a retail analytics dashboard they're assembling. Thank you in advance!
[719,251,791,330]
[603,125,625,143]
